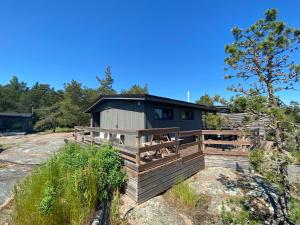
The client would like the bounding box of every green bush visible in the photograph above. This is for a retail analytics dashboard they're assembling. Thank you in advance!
[249,148,264,172]
[12,142,127,225]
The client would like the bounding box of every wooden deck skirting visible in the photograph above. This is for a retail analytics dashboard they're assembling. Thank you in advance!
[73,126,253,203]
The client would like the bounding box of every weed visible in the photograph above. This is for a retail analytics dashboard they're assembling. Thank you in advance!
[109,190,127,225]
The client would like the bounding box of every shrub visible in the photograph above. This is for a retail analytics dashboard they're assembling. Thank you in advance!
[11,142,127,225]
[249,148,264,172]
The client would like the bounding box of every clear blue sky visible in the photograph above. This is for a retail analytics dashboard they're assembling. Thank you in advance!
[1,0,300,103]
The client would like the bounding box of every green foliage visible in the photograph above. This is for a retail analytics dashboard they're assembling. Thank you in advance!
[121,84,148,94]
[290,197,300,224]
[249,149,265,172]
[196,93,227,107]
[109,190,127,225]
[11,142,127,225]
[196,94,214,106]
[221,197,260,225]
[39,186,56,215]
[204,112,230,129]
[96,66,116,95]
[164,181,198,210]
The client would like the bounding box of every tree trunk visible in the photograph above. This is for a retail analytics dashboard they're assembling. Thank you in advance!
[270,159,293,225]
[266,81,292,224]
[270,122,293,224]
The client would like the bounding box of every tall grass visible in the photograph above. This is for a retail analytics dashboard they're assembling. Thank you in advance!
[164,181,198,210]
[11,142,127,225]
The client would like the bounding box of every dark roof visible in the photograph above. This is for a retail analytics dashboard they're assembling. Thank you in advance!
[85,94,216,113]
[215,106,231,113]
[0,112,32,117]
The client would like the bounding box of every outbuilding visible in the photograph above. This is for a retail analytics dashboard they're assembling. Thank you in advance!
[0,112,33,134]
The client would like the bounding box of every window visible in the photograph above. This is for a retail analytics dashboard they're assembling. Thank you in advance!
[154,108,173,120]
[181,110,194,120]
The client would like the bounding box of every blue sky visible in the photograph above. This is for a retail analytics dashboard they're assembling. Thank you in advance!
[0,0,300,103]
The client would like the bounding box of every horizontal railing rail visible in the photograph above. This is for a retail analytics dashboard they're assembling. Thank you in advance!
[137,127,179,137]
[74,126,138,136]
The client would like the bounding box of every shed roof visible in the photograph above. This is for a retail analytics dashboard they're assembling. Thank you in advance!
[85,94,216,113]
[0,112,32,117]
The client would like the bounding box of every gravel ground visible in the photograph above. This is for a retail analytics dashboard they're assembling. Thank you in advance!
[0,132,72,207]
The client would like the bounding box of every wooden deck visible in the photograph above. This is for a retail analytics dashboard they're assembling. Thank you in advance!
[73,126,253,203]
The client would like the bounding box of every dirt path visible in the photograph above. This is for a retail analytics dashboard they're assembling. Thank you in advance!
[0,132,72,224]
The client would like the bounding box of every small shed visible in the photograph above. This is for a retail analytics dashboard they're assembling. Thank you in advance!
[0,112,33,133]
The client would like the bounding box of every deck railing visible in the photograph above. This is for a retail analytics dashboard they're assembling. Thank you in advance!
[73,126,253,171]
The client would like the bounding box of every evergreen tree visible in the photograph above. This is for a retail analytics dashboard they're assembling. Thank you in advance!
[225,9,300,224]
[96,66,116,95]
[121,84,148,94]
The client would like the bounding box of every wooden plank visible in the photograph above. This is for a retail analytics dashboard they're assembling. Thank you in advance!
[179,130,202,137]
[137,159,181,182]
[138,154,181,172]
[181,152,202,163]
[179,141,202,150]
[201,130,247,135]
[203,140,250,146]
[138,162,204,196]
[138,140,179,153]
[74,126,138,135]
[119,152,136,163]
[124,160,139,171]
[203,149,248,157]
[138,156,204,190]
[137,160,203,203]
[138,127,179,136]
[114,143,138,153]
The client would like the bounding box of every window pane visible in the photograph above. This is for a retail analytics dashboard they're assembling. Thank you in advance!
[154,108,173,120]
[181,110,194,120]
[154,108,162,120]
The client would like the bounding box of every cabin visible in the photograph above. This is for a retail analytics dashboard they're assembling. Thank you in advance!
[0,112,33,134]
[85,94,215,145]
[75,94,255,203]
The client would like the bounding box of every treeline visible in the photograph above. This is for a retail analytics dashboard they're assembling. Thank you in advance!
[0,66,148,131]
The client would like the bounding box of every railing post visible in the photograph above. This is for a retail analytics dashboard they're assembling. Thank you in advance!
[175,131,179,154]
[136,135,141,166]
[197,131,202,154]
[201,131,205,152]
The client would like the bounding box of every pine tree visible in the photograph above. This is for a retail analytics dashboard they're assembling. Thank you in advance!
[96,66,116,95]
[225,9,300,224]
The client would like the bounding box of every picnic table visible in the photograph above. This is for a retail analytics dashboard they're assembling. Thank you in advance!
[142,134,182,160]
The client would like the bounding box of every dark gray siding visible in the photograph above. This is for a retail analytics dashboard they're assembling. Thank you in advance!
[91,100,145,146]
[144,102,204,130]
